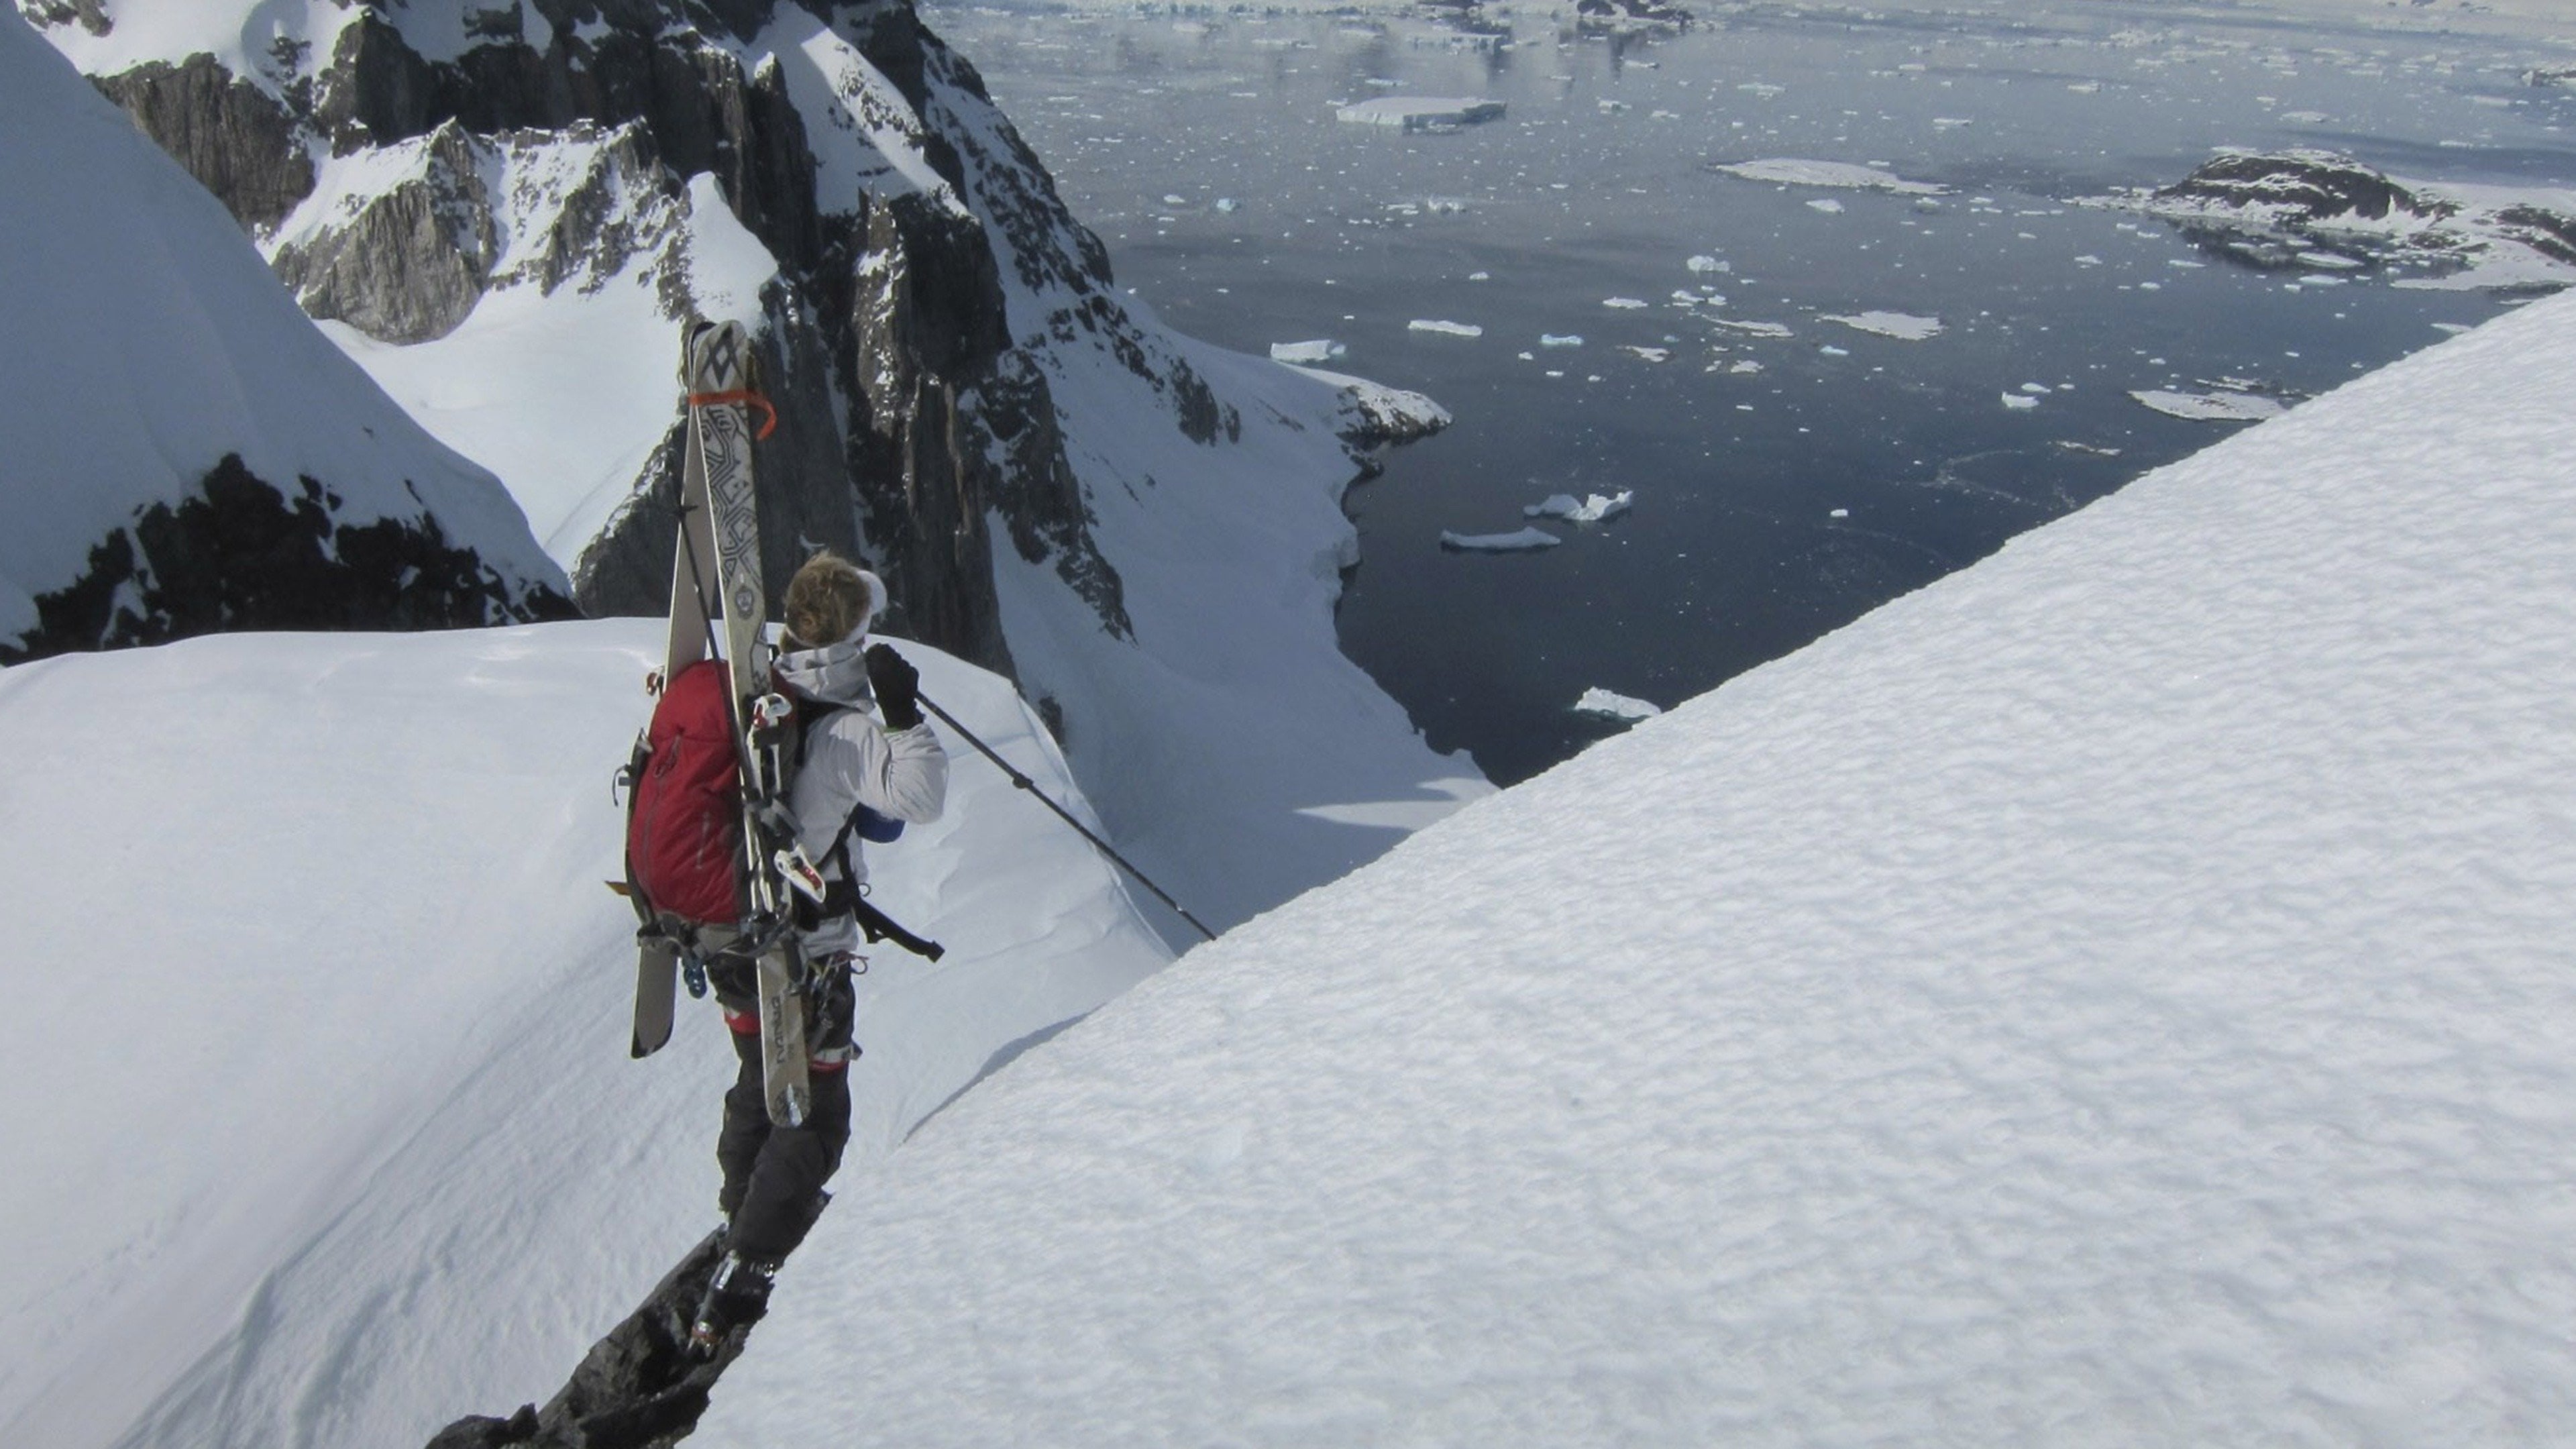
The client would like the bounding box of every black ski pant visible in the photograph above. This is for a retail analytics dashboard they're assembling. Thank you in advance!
[716,1029,851,1262]
[710,957,857,1264]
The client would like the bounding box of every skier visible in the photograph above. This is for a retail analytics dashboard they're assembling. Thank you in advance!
[691,549,949,1350]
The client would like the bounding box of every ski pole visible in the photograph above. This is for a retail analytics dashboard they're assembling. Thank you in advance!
[914,691,1218,943]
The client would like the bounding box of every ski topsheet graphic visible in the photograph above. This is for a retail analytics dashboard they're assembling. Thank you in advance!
[630,319,811,1129]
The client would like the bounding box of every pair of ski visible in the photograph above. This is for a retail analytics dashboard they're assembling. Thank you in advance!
[630,319,813,1130]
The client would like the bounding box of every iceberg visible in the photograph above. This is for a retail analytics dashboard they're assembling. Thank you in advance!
[1337,97,1506,132]
[1440,527,1562,552]
[1707,158,1947,195]
[1573,687,1664,721]
[1824,311,1944,341]
[1270,339,1346,364]
[2131,389,2289,422]
[1525,490,1635,523]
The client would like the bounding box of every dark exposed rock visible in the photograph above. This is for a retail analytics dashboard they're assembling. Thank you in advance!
[844,193,1022,659]
[2493,203,2576,266]
[2123,150,2574,292]
[970,352,1128,641]
[421,1229,749,1449]
[1572,0,1694,31]
[570,286,867,621]
[2151,150,2451,227]
[272,120,495,341]
[2,455,576,665]
[21,0,111,36]
[309,11,823,278]
[91,54,315,231]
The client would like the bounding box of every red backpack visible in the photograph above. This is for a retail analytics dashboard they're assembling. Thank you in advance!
[625,659,744,925]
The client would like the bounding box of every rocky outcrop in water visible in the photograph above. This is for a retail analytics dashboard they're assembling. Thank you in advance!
[2151,150,2452,232]
[2105,148,2576,292]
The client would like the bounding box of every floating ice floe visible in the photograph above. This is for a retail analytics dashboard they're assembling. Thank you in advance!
[1823,311,1943,341]
[1712,319,1794,338]
[1686,254,1731,274]
[2002,392,2041,411]
[1540,333,1585,347]
[1525,490,1634,523]
[1270,339,1345,364]
[1602,297,1649,309]
[1336,97,1506,131]
[1409,319,1484,338]
[1573,686,1663,722]
[1440,527,1562,552]
[1706,158,1947,196]
[2129,389,2288,422]
[1621,346,1672,364]
[1807,198,1846,214]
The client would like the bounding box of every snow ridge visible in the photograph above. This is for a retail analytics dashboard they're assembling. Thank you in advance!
[700,287,2576,1446]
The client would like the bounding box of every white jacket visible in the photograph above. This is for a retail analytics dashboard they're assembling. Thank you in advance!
[773,637,948,956]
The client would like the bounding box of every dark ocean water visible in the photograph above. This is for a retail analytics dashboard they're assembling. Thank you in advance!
[930,0,2576,782]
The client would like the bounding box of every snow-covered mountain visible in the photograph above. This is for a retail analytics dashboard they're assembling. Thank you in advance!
[0,14,570,663]
[30,0,1485,930]
[6,270,2570,1449]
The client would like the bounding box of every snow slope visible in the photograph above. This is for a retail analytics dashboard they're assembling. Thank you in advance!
[0,13,564,646]
[0,622,1170,1449]
[698,288,2576,1444]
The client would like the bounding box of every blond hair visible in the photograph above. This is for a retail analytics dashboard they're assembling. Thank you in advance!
[782,551,880,648]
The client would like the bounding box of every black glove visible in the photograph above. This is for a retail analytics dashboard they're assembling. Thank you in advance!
[863,642,922,730]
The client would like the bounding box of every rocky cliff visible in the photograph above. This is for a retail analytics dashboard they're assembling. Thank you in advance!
[1,10,572,663]
[40,0,1338,678]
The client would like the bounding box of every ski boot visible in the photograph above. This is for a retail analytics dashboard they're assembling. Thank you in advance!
[688,1249,780,1356]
